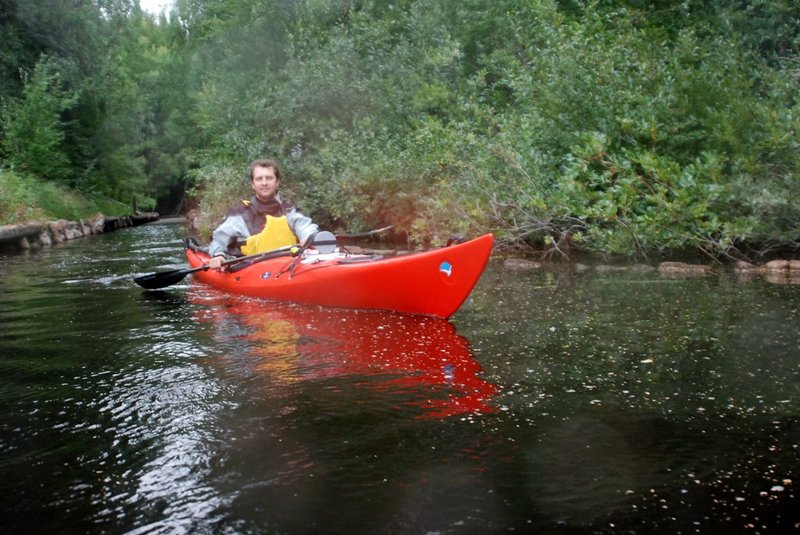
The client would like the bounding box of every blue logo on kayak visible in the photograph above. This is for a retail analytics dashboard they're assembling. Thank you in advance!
[439,261,453,277]
[261,271,272,280]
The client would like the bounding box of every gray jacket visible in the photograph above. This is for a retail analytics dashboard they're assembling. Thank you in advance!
[208,196,318,257]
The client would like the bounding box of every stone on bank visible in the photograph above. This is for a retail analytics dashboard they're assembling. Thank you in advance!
[0,212,159,251]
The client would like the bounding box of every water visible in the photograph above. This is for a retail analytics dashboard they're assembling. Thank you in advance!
[0,222,798,534]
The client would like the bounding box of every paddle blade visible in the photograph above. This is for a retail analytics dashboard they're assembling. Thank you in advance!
[134,268,193,290]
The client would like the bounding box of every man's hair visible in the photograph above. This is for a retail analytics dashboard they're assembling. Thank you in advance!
[248,159,281,181]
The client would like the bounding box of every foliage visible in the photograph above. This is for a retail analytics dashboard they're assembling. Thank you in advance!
[0,167,129,225]
[188,157,250,238]
[0,55,79,180]
[0,168,45,224]
[0,0,195,218]
[175,0,800,257]
[0,0,798,259]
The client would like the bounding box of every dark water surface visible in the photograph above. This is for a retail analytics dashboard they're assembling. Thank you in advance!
[1,222,798,534]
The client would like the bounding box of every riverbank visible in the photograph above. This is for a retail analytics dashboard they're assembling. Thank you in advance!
[0,212,160,251]
[4,214,799,285]
[500,255,800,285]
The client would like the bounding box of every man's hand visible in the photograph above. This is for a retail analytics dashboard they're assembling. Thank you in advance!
[206,254,226,270]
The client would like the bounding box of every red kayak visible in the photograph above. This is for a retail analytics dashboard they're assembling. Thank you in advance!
[186,234,493,318]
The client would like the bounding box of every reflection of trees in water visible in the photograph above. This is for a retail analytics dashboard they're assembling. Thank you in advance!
[456,265,800,531]
[466,268,800,418]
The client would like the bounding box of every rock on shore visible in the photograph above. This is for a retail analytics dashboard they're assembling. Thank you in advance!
[0,212,159,251]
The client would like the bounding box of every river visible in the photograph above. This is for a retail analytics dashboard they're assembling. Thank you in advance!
[0,221,798,534]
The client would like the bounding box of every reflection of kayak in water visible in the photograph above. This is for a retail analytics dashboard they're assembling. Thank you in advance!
[192,292,499,418]
[186,234,493,318]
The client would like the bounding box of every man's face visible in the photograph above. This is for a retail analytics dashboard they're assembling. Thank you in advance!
[251,165,279,202]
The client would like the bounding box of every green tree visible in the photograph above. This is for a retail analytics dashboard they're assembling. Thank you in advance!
[1,55,79,180]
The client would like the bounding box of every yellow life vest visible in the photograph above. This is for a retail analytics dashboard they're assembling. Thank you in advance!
[240,214,297,255]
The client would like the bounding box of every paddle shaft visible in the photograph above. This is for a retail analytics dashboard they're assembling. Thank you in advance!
[337,225,394,239]
[134,225,392,290]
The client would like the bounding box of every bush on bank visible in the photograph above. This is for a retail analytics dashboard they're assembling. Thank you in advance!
[187,1,800,259]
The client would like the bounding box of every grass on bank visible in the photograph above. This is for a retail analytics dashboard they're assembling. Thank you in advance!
[0,167,143,225]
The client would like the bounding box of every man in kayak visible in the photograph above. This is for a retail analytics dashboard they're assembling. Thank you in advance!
[205,159,319,269]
